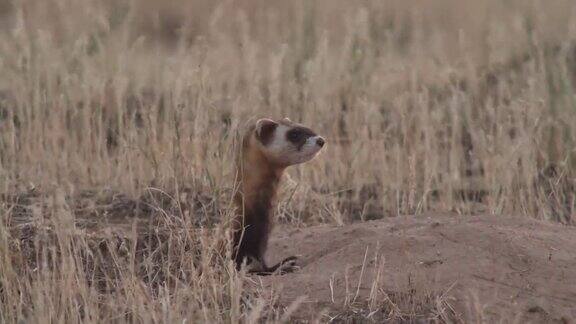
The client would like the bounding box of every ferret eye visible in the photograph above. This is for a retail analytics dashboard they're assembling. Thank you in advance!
[287,130,303,143]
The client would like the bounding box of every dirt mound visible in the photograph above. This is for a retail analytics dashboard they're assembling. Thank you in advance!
[3,189,575,321]
[262,214,576,322]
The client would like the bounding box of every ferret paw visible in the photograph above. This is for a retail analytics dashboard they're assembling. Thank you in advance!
[275,256,300,275]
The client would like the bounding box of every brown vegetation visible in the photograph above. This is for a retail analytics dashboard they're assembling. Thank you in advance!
[1,0,575,322]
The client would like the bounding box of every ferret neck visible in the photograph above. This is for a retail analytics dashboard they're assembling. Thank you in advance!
[236,137,285,213]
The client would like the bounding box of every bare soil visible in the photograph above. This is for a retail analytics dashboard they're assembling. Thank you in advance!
[261,214,576,323]
[3,189,575,322]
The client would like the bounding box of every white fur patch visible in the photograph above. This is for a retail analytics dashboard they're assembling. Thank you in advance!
[261,125,323,166]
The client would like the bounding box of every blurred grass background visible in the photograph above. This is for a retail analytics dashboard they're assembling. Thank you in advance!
[0,0,575,322]
[0,0,575,223]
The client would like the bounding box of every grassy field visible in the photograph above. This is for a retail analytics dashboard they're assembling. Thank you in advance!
[1,0,575,322]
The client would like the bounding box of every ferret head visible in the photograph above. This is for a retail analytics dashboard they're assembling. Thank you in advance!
[252,117,325,167]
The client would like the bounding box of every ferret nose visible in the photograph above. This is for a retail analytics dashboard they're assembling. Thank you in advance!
[316,137,325,147]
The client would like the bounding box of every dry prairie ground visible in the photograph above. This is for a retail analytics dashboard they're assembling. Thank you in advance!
[1,0,576,322]
[266,214,576,322]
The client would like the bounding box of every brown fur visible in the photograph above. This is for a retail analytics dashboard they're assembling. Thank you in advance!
[231,126,295,274]
[231,118,324,275]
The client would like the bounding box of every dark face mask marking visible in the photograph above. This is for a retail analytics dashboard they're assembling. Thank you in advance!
[286,126,316,150]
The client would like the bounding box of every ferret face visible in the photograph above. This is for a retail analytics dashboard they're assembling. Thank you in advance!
[254,118,325,167]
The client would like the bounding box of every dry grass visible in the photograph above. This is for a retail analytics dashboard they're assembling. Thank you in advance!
[321,247,457,323]
[1,0,576,322]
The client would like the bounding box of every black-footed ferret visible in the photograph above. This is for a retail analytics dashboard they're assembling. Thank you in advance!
[232,117,325,275]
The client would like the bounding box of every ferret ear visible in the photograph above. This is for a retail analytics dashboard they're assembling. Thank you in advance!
[255,118,278,145]
[282,117,291,123]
